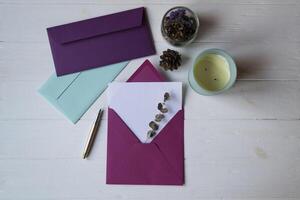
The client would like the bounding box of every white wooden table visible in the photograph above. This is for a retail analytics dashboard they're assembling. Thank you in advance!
[1,0,300,199]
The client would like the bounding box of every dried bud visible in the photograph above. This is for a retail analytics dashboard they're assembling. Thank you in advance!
[161,108,168,113]
[164,92,170,102]
[155,114,165,122]
[147,130,156,138]
[149,121,159,131]
[158,103,163,110]
[157,103,168,113]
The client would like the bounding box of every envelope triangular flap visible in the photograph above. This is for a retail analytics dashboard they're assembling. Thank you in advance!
[38,61,129,123]
[127,60,165,82]
[107,94,184,184]
[107,108,184,185]
[47,7,144,44]
[39,72,80,99]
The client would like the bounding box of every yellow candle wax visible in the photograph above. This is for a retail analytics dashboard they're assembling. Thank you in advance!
[193,53,231,91]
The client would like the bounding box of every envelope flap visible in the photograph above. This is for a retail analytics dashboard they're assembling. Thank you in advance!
[152,109,184,182]
[47,7,144,44]
[107,108,184,185]
[38,61,129,123]
[108,108,140,144]
[39,72,80,99]
[127,60,165,82]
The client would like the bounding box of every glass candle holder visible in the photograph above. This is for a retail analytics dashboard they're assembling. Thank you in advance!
[161,6,199,46]
[188,49,237,95]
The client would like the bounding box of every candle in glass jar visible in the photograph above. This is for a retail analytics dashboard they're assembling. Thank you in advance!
[194,53,230,91]
[189,49,237,95]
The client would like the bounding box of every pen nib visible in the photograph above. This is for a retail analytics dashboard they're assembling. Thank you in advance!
[82,153,88,159]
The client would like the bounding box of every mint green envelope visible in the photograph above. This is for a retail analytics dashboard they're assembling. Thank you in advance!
[38,62,129,123]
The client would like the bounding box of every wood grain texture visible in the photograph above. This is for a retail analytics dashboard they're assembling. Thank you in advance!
[1,120,300,199]
[0,0,300,199]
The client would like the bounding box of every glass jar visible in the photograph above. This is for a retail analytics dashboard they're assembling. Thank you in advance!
[161,6,199,46]
[188,49,237,96]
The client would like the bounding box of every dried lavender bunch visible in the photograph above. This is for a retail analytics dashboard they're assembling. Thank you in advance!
[160,49,181,71]
[163,8,197,42]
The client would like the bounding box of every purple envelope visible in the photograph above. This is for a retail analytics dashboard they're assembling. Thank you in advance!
[106,60,185,185]
[47,7,155,76]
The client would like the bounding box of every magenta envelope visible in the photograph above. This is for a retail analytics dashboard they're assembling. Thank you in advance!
[47,7,155,76]
[106,60,184,185]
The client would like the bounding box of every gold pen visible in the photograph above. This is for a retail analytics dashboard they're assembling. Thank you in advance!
[82,109,103,159]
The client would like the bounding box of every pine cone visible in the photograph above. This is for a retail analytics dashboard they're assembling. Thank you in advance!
[159,49,182,71]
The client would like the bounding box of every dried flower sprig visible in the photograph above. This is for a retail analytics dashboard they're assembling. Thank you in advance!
[147,92,171,139]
